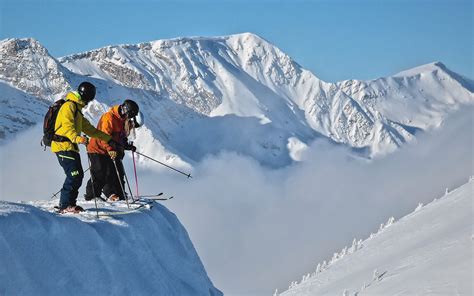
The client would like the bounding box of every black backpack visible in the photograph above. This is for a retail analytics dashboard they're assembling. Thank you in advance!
[41,99,77,147]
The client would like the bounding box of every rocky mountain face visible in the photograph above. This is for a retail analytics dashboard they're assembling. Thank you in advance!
[0,38,71,139]
[1,34,473,167]
[0,38,69,98]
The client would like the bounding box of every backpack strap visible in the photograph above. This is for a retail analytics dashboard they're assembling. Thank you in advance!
[52,101,80,143]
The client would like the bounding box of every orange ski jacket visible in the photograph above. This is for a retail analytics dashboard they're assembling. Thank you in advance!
[87,105,127,155]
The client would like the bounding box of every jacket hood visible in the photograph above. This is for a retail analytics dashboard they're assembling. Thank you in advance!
[66,91,85,107]
[111,105,124,120]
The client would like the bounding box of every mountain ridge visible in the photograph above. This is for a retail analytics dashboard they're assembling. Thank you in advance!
[1,34,472,167]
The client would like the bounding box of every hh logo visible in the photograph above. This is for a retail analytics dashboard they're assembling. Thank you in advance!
[71,170,80,177]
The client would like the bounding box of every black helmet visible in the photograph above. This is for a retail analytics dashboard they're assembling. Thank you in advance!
[77,82,96,103]
[121,99,139,118]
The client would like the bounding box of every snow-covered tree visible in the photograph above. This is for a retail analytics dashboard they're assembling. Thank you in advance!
[373,269,379,281]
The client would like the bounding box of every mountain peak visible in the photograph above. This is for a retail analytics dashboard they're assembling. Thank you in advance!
[0,37,50,56]
[2,34,473,164]
[228,32,267,42]
[225,32,277,50]
[139,32,271,51]
[392,61,474,92]
[393,61,448,77]
[0,37,69,99]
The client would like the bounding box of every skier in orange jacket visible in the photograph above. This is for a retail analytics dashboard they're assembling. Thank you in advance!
[85,99,140,201]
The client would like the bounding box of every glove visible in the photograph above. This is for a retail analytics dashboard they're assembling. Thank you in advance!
[124,143,137,152]
[77,136,89,145]
[108,150,118,160]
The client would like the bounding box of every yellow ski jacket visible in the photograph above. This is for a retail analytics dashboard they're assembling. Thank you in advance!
[51,91,111,153]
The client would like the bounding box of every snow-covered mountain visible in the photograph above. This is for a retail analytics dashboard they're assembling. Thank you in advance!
[0,199,222,295]
[277,179,473,296]
[0,38,69,139]
[1,34,473,166]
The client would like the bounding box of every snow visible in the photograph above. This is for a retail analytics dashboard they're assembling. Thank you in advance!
[337,62,474,133]
[0,199,222,295]
[0,33,473,295]
[393,61,449,77]
[279,180,474,296]
[287,137,308,161]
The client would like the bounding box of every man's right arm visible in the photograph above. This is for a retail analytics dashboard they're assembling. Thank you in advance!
[82,116,112,144]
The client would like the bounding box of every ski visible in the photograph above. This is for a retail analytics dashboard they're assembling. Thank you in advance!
[96,203,152,217]
[134,195,174,202]
[134,193,163,199]
[130,193,163,204]
[131,193,175,204]
[52,200,153,217]
[102,198,153,209]
[148,196,174,201]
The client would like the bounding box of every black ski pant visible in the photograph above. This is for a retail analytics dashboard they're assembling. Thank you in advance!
[56,151,84,209]
[103,158,126,199]
[85,153,125,200]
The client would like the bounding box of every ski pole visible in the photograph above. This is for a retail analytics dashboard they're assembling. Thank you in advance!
[123,167,136,202]
[51,167,91,199]
[112,159,130,209]
[135,151,192,178]
[86,155,99,219]
[132,151,140,199]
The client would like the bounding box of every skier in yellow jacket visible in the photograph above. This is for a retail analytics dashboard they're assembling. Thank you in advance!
[52,82,112,213]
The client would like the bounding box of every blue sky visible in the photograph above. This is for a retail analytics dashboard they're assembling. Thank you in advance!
[1,0,472,82]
